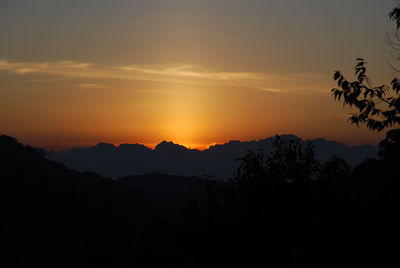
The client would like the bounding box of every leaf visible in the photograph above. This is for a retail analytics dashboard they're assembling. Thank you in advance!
[333,71,341,81]
[389,7,400,29]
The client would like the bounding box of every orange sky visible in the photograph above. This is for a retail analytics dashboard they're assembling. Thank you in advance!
[0,0,395,149]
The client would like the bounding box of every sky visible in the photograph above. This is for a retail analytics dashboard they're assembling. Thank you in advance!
[0,0,397,149]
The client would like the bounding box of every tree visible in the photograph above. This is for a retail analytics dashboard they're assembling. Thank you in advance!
[331,3,400,131]
[331,59,400,131]
[387,2,400,71]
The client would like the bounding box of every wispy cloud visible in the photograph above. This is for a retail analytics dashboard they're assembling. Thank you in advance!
[117,65,264,81]
[0,60,93,75]
[78,83,108,89]
[258,87,287,93]
[0,59,261,81]
[0,59,328,93]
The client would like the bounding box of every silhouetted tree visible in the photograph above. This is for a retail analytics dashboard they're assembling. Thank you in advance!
[331,58,400,131]
[324,5,400,265]
[266,136,320,185]
[377,128,400,161]
[331,4,400,131]
[317,156,350,197]
[387,2,400,71]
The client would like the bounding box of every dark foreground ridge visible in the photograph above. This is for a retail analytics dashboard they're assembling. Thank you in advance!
[47,134,377,179]
[0,135,206,267]
[1,132,400,267]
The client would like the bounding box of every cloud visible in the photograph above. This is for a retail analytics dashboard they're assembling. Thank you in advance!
[258,87,286,93]
[0,60,93,75]
[117,65,264,81]
[79,83,107,89]
[0,59,328,93]
[27,78,68,83]
[0,59,261,81]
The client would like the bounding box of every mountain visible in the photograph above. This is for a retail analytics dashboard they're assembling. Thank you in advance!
[0,134,206,267]
[46,135,378,179]
[2,133,398,267]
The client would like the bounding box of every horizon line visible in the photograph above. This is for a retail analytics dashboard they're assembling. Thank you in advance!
[38,134,377,152]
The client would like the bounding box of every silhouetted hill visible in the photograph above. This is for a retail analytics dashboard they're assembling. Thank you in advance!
[0,135,206,267]
[155,140,190,153]
[2,132,399,267]
[47,135,378,179]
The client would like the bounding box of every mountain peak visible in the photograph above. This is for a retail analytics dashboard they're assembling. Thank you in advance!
[155,141,187,153]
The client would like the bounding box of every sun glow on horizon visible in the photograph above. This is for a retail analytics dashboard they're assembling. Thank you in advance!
[0,0,393,149]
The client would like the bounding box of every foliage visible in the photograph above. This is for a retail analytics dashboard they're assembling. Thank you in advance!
[331,59,400,131]
[331,3,400,131]
[266,135,320,184]
[389,2,400,28]
[195,131,400,266]
[378,128,400,161]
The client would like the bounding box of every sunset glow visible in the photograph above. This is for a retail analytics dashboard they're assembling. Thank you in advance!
[0,0,394,149]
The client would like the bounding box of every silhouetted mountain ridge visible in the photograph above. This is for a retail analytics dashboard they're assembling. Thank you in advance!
[155,140,191,153]
[47,134,378,179]
[0,134,208,266]
[2,132,399,267]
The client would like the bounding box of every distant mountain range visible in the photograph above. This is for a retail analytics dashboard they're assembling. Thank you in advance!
[46,134,378,179]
